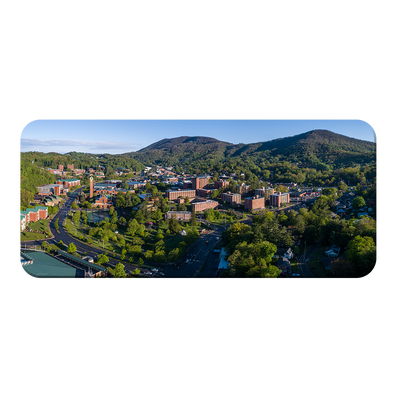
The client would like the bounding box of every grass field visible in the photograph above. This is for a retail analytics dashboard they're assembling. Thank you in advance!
[21,220,52,241]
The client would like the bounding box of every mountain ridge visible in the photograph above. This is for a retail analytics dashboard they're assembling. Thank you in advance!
[124,130,375,169]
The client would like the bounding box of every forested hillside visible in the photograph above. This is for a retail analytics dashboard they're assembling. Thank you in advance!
[20,160,55,208]
[126,130,376,173]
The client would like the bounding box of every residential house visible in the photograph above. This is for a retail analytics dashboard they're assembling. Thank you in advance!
[277,257,292,276]
[325,245,340,258]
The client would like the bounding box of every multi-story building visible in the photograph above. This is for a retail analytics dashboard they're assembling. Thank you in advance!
[191,200,219,213]
[214,180,229,190]
[192,175,209,190]
[222,192,242,205]
[56,178,80,189]
[20,206,48,229]
[165,211,191,221]
[255,187,274,198]
[37,184,67,196]
[67,164,74,170]
[127,181,146,189]
[183,180,192,189]
[20,214,27,231]
[244,195,265,211]
[196,189,212,198]
[237,183,251,194]
[270,192,290,207]
[58,164,64,171]
[166,189,196,201]
[94,194,113,209]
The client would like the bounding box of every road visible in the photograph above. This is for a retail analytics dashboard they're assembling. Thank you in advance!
[24,188,151,276]
[23,189,317,278]
[297,244,318,277]
[162,224,225,277]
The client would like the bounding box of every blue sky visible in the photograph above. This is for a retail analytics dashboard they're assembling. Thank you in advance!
[20,120,376,154]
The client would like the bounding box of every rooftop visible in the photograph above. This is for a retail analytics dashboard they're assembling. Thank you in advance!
[22,251,85,277]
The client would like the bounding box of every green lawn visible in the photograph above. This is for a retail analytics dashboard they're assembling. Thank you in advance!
[21,220,52,241]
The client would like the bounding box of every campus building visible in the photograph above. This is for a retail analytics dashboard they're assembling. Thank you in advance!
[191,200,219,213]
[20,206,48,230]
[270,192,290,207]
[237,183,251,195]
[196,188,212,198]
[56,178,80,189]
[214,180,229,190]
[244,195,265,211]
[221,192,242,206]
[94,194,113,209]
[67,164,74,170]
[37,184,68,196]
[192,175,209,190]
[255,187,274,198]
[166,189,196,201]
[58,164,64,171]
[165,211,191,221]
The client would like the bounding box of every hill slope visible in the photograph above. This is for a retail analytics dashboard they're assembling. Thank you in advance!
[127,130,375,170]
[125,136,232,166]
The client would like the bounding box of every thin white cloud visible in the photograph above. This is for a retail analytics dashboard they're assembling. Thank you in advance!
[21,138,142,153]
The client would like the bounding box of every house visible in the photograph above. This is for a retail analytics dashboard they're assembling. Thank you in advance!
[277,257,292,276]
[284,248,294,260]
[325,245,341,258]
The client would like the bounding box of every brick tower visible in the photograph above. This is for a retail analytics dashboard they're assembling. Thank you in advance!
[89,176,94,199]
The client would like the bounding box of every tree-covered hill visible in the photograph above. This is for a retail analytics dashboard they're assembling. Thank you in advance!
[127,130,376,171]
[20,160,56,208]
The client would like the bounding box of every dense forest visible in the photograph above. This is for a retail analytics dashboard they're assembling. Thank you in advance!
[20,160,56,208]
[126,130,376,174]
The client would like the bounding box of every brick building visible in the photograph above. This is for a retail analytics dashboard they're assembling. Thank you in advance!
[166,189,196,201]
[56,178,80,189]
[222,192,242,205]
[214,180,229,190]
[196,189,212,198]
[165,211,191,221]
[244,195,265,211]
[255,187,274,198]
[94,195,113,209]
[270,192,290,207]
[20,206,48,230]
[237,183,251,194]
[191,200,219,213]
[37,184,67,196]
[58,164,64,171]
[89,176,94,199]
[183,181,192,189]
[67,164,74,170]
[192,175,209,190]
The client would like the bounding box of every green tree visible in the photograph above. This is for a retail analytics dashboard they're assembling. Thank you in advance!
[116,192,126,208]
[67,243,77,254]
[71,201,79,210]
[138,257,144,266]
[144,250,154,260]
[345,235,376,276]
[111,263,127,278]
[97,253,109,265]
[168,215,180,234]
[189,210,198,226]
[352,196,366,210]
[58,240,65,248]
[168,248,180,262]
[54,218,59,230]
